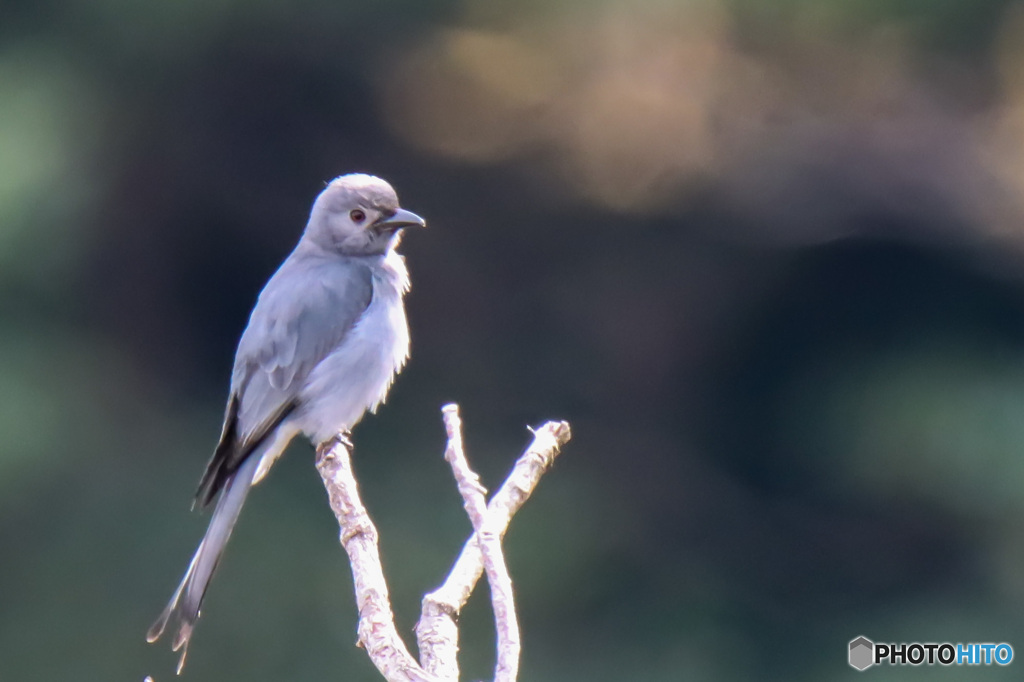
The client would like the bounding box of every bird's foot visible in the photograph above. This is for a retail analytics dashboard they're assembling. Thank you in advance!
[316,431,354,464]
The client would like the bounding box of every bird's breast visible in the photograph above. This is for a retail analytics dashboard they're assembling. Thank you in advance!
[297,254,410,444]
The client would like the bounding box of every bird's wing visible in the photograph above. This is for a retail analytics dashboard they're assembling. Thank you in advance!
[195,256,374,506]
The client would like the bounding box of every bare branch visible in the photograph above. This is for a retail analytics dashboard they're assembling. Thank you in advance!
[316,437,441,682]
[316,408,572,682]
[416,416,572,677]
[440,404,519,682]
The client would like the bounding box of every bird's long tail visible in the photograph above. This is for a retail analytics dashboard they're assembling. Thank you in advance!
[147,453,261,674]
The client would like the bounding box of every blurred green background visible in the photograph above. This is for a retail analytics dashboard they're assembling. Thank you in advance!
[5,0,1024,679]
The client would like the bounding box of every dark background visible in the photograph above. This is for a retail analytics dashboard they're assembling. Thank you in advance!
[4,0,1024,679]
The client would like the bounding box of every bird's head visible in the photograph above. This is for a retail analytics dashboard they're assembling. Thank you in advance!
[305,174,426,256]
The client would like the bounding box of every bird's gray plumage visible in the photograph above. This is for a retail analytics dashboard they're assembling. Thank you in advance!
[147,174,425,672]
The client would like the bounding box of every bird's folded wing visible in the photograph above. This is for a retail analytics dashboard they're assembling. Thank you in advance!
[194,257,374,505]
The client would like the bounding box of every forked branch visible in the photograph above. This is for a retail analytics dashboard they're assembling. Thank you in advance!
[316,405,571,681]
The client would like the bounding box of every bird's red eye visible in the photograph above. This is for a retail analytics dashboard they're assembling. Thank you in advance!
[350,209,366,223]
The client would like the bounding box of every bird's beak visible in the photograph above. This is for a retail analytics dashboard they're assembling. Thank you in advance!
[375,208,426,231]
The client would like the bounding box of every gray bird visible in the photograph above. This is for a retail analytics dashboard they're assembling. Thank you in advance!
[147,174,425,673]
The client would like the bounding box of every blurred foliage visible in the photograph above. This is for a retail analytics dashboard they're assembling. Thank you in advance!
[4,0,1024,680]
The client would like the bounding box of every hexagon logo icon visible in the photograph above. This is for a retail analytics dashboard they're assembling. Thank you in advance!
[849,636,874,671]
